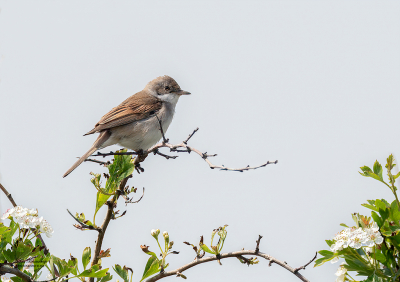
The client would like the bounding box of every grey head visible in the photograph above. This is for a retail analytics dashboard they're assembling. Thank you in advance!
[145,76,190,103]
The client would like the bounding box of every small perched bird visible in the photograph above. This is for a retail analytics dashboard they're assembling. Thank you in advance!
[63,75,190,177]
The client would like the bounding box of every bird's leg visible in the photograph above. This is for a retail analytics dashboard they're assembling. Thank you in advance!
[155,115,169,143]
[134,149,147,173]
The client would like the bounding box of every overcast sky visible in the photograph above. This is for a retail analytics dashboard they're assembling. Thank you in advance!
[1,1,400,281]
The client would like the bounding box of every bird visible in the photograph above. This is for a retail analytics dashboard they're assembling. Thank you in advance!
[63,75,190,177]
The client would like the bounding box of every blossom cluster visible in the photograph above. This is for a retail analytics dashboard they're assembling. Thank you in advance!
[330,222,383,255]
[1,206,54,238]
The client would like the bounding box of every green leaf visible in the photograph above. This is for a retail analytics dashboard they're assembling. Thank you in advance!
[364,274,384,282]
[82,247,91,270]
[371,211,382,227]
[140,256,160,282]
[98,272,113,282]
[373,160,383,181]
[77,265,109,278]
[95,192,111,219]
[362,203,379,212]
[199,243,215,254]
[339,223,349,228]
[325,240,334,247]
[391,200,400,223]
[318,250,333,257]
[359,165,385,184]
[394,171,400,180]
[113,264,129,282]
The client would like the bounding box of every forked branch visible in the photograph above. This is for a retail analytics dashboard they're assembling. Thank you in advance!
[93,128,278,172]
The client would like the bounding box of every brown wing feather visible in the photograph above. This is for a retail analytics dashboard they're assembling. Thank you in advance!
[84,91,162,136]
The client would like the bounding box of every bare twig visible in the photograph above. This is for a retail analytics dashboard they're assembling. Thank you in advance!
[293,252,318,273]
[0,182,17,207]
[255,235,262,254]
[84,158,111,166]
[183,127,199,144]
[144,249,310,282]
[125,187,145,204]
[88,128,278,172]
[153,149,178,160]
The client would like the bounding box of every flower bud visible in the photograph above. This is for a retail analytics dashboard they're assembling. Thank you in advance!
[168,241,174,249]
[151,229,160,239]
[163,231,169,245]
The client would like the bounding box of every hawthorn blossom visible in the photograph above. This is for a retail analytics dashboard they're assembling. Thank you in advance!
[335,263,347,282]
[1,276,12,282]
[2,206,53,238]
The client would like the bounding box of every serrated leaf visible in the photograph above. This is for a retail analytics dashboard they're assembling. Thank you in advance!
[113,264,128,282]
[373,160,383,180]
[82,247,91,270]
[140,256,160,282]
[362,203,379,212]
[98,272,113,282]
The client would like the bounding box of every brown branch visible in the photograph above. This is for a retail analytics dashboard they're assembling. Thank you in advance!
[255,235,262,253]
[293,252,317,273]
[144,249,310,282]
[84,158,111,166]
[88,128,277,172]
[89,175,132,282]
[0,182,17,207]
[0,265,31,282]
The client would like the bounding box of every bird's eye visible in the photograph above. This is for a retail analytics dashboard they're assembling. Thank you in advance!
[165,86,170,91]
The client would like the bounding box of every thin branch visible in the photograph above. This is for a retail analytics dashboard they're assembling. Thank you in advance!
[89,175,132,282]
[0,265,31,282]
[183,127,199,144]
[147,140,277,172]
[84,158,111,166]
[124,187,145,204]
[293,252,317,273]
[144,249,310,282]
[0,182,17,207]
[88,128,278,172]
[255,235,262,254]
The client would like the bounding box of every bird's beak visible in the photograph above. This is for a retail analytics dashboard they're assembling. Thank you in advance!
[176,90,191,95]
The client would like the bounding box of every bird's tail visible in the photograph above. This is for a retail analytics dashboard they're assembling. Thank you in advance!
[63,130,111,178]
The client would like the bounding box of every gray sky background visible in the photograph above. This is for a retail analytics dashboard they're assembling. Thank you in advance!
[0,1,400,281]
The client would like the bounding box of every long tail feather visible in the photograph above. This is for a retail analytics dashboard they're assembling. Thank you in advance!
[63,130,111,178]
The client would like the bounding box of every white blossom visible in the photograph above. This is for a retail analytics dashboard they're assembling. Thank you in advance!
[40,220,54,238]
[2,206,53,237]
[331,256,339,264]
[151,229,160,238]
[1,276,12,282]
[335,263,347,282]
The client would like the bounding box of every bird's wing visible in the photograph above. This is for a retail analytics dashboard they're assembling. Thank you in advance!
[84,91,162,135]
